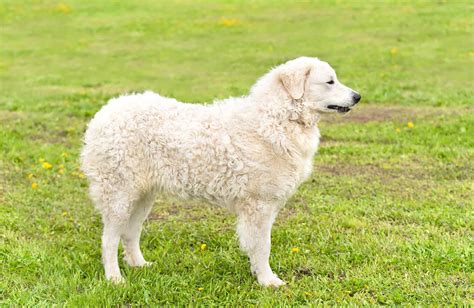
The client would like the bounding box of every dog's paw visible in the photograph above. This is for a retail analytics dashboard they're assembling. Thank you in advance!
[108,275,125,284]
[124,256,153,267]
[258,274,286,288]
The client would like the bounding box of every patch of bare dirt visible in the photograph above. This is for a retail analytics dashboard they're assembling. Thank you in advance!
[316,164,390,178]
[0,110,25,123]
[295,267,314,279]
[313,162,441,184]
[147,203,182,221]
[320,105,467,124]
[30,130,71,145]
[148,200,228,223]
[314,160,473,182]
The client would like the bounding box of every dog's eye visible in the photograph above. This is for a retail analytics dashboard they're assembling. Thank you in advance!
[326,80,334,85]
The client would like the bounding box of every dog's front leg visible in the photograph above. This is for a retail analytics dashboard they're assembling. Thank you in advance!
[236,201,285,287]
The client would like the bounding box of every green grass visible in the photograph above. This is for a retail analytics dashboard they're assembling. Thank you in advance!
[1,0,473,305]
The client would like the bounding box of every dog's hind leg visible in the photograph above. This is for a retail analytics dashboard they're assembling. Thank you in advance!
[102,215,127,284]
[122,192,155,267]
[236,201,285,287]
[96,188,133,284]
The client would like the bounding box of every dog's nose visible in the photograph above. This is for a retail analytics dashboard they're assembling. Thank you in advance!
[352,93,361,104]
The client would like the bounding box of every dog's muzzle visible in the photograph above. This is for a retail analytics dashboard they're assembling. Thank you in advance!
[327,93,361,113]
[327,105,352,113]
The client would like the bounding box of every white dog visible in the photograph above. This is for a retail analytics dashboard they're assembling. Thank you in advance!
[81,57,360,287]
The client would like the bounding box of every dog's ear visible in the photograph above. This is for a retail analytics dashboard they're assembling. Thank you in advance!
[280,65,311,100]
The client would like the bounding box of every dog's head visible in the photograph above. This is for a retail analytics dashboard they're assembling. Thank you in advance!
[279,57,361,114]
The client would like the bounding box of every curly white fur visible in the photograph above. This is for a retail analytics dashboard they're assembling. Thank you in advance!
[81,56,360,287]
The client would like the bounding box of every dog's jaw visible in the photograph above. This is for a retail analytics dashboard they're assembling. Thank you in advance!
[326,105,352,113]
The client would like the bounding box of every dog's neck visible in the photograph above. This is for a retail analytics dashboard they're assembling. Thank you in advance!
[247,95,320,158]
[287,98,321,128]
[249,91,320,128]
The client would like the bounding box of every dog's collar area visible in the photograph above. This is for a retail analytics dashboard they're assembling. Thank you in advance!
[327,105,351,113]
[287,109,320,127]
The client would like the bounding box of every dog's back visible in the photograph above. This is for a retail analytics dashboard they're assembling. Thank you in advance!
[81,91,252,211]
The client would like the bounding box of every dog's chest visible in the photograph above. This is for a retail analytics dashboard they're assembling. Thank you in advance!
[295,127,320,181]
[261,127,320,201]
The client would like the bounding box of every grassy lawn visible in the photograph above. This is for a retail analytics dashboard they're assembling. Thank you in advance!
[1,0,473,305]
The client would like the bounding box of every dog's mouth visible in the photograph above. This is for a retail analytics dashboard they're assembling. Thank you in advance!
[327,105,351,113]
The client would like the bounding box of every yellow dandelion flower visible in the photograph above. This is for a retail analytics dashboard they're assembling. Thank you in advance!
[291,247,300,253]
[27,173,34,179]
[395,128,401,133]
[218,17,239,27]
[31,182,38,189]
[304,292,311,296]
[55,3,71,14]
[407,121,414,128]
[200,244,207,251]
[62,211,68,216]
[42,162,53,169]
[197,287,204,291]
[390,47,398,55]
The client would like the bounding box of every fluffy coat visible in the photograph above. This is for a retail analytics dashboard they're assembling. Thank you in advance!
[81,56,360,287]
